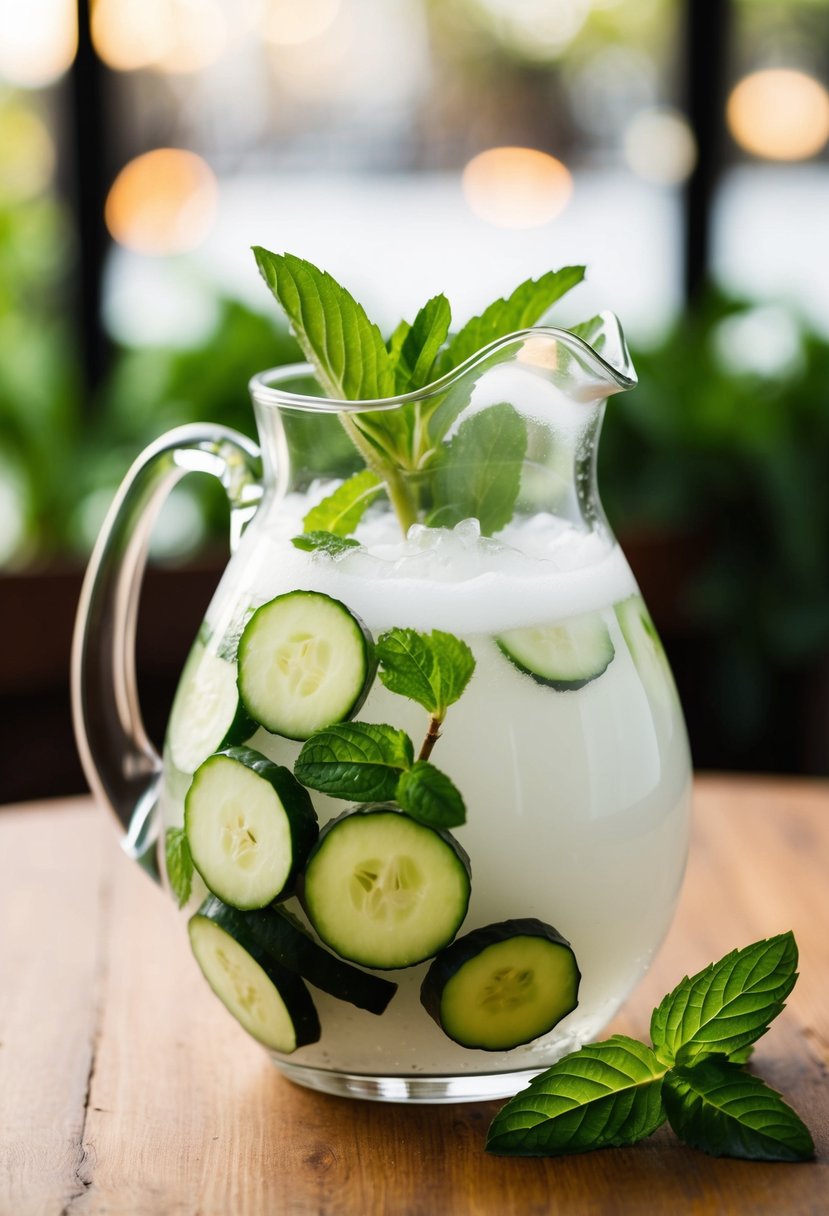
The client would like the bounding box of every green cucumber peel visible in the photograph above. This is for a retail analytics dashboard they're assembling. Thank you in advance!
[165,826,194,908]
[487,931,813,1163]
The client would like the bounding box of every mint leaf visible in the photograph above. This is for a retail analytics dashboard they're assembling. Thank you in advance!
[650,933,798,1068]
[376,627,475,717]
[302,469,383,536]
[395,294,452,392]
[253,248,395,400]
[438,267,585,376]
[386,319,411,359]
[294,722,413,802]
[431,402,527,535]
[291,531,361,557]
[664,1060,815,1162]
[165,827,194,909]
[568,314,606,350]
[395,761,466,828]
[486,1036,667,1157]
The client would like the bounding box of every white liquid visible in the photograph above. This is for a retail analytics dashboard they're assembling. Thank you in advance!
[162,503,692,1079]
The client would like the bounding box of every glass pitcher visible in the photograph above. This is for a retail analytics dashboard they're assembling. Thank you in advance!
[72,315,691,1103]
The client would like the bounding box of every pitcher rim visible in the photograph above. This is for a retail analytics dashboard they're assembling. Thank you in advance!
[248,313,636,413]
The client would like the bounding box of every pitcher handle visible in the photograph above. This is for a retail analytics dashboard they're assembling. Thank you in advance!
[71,424,262,880]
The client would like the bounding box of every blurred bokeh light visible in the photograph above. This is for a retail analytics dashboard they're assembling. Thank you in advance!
[623,107,696,185]
[91,0,228,75]
[261,0,342,46]
[104,149,218,255]
[462,147,573,228]
[727,68,829,161]
[0,0,77,87]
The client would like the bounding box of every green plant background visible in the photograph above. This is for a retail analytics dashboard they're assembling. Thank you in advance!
[2,194,827,774]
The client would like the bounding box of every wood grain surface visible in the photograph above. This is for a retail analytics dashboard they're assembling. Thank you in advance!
[1,776,827,1215]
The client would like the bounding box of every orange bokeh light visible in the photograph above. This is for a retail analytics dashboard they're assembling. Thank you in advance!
[727,69,829,161]
[462,147,573,229]
[105,149,218,255]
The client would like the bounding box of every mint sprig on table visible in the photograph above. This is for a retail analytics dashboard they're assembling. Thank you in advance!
[486,932,814,1162]
[294,626,475,829]
[253,247,586,537]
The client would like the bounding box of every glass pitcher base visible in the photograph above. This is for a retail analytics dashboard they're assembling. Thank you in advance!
[273,1060,544,1104]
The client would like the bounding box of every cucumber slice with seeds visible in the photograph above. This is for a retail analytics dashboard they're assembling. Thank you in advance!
[496,611,614,691]
[238,903,397,1015]
[237,590,376,740]
[168,640,255,773]
[189,901,320,1053]
[185,747,318,909]
[421,919,580,1050]
[302,808,471,970]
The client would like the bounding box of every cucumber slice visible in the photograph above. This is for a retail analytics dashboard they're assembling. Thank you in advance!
[185,747,318,910]
[237,590,376,741]
[615,594,671,698]
[238,903,397,1015]
[189,901,320,1053]
[168,640,255,773]
[421,919,581,1050]
[302,808,471,970]
[496,611,614,691]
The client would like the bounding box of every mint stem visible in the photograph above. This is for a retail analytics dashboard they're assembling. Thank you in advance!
[339,413,419,535]
[418,715,442,761]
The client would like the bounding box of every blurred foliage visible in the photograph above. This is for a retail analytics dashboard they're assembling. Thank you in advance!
[600,292,829,752]
[1,190,828,763]
[0,192,80,562]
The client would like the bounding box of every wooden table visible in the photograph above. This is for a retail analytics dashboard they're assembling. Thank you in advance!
[1,776,827,1215]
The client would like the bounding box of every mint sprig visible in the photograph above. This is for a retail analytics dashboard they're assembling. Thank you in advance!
[302,469,383,537]
[436,266,586,376]
[486,1036,667,1157]
[395,761,465,829]
[253,249,394,401]
[254,249,587,536]
[294,722,413,803]
[291,531,361,558]
[487,932,813,1162]
[430,402,528,536]
[294,721,466,828]
[663,1059,814,1162]
[650,932,798,1067]
[164,826,194,908]
[375,627,475,720]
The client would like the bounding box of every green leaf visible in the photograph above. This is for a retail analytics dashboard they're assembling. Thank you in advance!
[395,761,466,828]
[291,531,361,557]
[438,267,585,376]
[431,402,528,535]
[650,932,798,1067]
[302,469,383,536]
[165,827,193,909]
[253,248,395,400]
[395,294,452,392]
[568,314,606,351]
[294,722,414,802]
[375,627,475,717]
[664,1059,815,1162]
[386,318,411,359]
[486,1036,667,1157]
